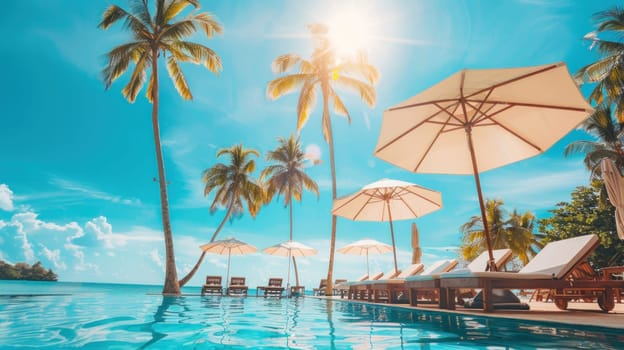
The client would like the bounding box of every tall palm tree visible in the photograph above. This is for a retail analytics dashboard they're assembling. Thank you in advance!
[178,144,265,286]
[267,23,379,295]
[99,0,222,294]
[565,104,624,178]
[460,199,541,265]
[576,6,624,121]
[261,134,319,286]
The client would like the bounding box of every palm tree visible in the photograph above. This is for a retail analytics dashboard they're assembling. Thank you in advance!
[565,104,624,178]
[178,144,265,286]
[576,6,624,121]
[261,134,319,287]
[99,0,222,294]
[267,23,379,295]
[460,199,541,265]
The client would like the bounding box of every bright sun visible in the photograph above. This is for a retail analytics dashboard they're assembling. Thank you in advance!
[326,7,375,59]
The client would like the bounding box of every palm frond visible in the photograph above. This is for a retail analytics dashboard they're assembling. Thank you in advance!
[329,88,350,121]
[267,74,313,100]
[193,12,224,38]
[160,19,197,41]
[102,42,149,89]
[296,80,318,131]
[163,0,196,22]
[99,4,150,37]
[272,54,302,73]
[166,55,192,100]
[145,73,155,102]
[334,60,380,85]
[122,51,150,102]
[333,76,376,107]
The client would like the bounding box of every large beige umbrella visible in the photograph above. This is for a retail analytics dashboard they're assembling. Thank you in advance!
[332,178,442,272]
[374,62,592,270]
[338,238,393,277]
[601,158,624,239]
[263,240,318,289]
[200,237,257,284]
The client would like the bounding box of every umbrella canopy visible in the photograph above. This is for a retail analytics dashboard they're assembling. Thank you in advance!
[338,238,393,277]
[374,62,592,270]
[263,240,318,289]
[200,238,257,284]
[601,158,624,239]
[332,178,442,272]
[411,222,422,264]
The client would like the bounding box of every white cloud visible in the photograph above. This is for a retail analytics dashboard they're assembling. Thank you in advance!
[50,178,142,206]
[41,246,67,270]
[0,184,14,211]
[149,249,164,271]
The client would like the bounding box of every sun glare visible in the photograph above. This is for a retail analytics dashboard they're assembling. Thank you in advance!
[326,7,375,59]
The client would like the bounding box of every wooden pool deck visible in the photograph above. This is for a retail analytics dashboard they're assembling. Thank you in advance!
[319,296,624,330]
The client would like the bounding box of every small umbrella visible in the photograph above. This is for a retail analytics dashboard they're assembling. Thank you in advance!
[374,62,592,270]
[411,222,422,264]
[338,238,393,277]
[332,178,442,272]
[200,237,257,285]
[601,158,624,239]
[263,240,318,290]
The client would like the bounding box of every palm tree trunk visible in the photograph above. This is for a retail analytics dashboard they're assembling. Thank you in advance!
[178,205,234,286]
[290,201,300,286]
[152,48,180,295]
[322,81,338,297]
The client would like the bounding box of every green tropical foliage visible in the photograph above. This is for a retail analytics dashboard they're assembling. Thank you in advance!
[267,23,379,295]
[565,105,624,178]
[576,6,624,121]
[99,0,222,294]
[460,199,542,265]
[0,261,57,281]
[538,181,624,268]
[261,134,319,286]
[179,144,264,285]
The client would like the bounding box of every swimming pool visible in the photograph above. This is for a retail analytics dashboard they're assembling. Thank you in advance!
[0,281,622,349]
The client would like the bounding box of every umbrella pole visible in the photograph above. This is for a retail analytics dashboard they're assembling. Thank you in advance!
[287,250,292,298]
[465,126,496,271]
[366,249,370,278]
[387,204,399,273]
[226,248,232,286]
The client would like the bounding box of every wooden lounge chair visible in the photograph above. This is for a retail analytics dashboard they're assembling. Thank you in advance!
[312,279,328,296]
[406,249,512,308]
[349,269,398,301]
[438,234,624,312]
[369,263,426,303]
[256,278,285,298]
[226,277,248,296]
[332,279,348,296]
[201,275,223,296]
[333,275,367,298]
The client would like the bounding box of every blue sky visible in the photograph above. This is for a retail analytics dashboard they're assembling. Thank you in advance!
[0,0,616,288]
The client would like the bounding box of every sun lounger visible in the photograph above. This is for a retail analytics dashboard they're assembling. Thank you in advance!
[332,279,348,296]
[226,277,248,296]
[312,279,328,296]
[438,234,624,312]
[406,249,512,308]
[333,275,368,298]
[348,271,387,301]
[256,278,285,298]
[368,263,426,303]
[201,275,223,296]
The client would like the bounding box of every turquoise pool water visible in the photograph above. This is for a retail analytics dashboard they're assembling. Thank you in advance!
[0,281,622,349]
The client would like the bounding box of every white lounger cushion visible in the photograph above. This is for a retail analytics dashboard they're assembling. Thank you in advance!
[440,234,599,280]
[466,248,512,272]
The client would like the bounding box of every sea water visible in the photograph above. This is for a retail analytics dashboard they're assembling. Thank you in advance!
[0,281,622,349]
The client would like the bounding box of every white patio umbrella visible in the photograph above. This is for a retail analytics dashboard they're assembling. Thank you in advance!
[200,237,257,285]
[332,178,442,272]
[263,240,318,291]
[338,238,393,277]
[601,158,624,239]
[374,62,593,270]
